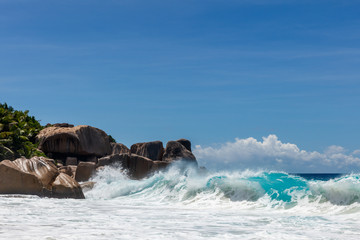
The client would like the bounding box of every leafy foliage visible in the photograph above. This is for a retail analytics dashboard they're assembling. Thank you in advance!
[0,103,45,161]
[108,135,116,143]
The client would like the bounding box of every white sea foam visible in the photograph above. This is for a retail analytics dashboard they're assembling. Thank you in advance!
[1,164,360,239]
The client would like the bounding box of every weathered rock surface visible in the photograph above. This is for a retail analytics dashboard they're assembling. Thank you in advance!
[97,154,123,167]
[176,139,192,152]
[52,173,84,199]
[98,153,170,179]
[111,142,129,155]
[126,154,155,179]
[125,154,169,179]
[80,181,96,192]
[151,160,170,172]
[0,160,44,195]
[59,166,74,178]
[66,157,77,166]
[87,156,97,163]
[51,123,74,128]
[75,162,96,182]
[37,125,112,158]
[56,160,64,167]
[162,141,197,165]
[97,139,196,179]
[0,157,84,198]
[130,141,164,161]
[6,156,58,189]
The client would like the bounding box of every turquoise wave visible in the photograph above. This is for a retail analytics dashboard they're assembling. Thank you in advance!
[86,162,360,207]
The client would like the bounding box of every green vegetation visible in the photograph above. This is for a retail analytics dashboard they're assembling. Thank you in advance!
[0,103,45,161]
[108,135,116,143]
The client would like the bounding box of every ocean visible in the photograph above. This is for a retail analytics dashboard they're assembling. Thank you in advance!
[1,163,360,240]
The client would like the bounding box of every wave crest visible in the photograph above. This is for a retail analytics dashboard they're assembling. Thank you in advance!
[85,163,360,212]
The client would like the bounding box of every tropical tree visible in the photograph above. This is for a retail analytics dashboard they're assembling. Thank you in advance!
[0,103,45,161]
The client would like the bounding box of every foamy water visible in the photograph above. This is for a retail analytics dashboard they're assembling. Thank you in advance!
[1,163,360,239]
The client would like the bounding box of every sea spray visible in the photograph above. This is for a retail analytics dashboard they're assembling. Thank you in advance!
[85,162,360,214]
[2,163,360,239]
[309,174,360,205]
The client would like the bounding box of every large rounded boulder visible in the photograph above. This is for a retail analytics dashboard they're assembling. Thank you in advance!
[0,160,45,195]
[162,141,197,165]
[130,141,164,161]
[0,156,85,199]
[75,162,96,182]
[176,139,192,152]
[52,173,85,199]
[97,154,125,167]
[97,153,169,179]
[111,142,130,155]
[37,125,112,158]
[0,156,59,193]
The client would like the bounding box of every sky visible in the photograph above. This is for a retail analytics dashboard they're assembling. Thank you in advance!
[1,0,360,172]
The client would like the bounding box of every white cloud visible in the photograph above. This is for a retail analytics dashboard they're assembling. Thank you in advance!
[352,150,360,155]
[193,135,360,173]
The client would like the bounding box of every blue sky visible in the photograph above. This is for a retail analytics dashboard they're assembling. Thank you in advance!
[1,1,360,171]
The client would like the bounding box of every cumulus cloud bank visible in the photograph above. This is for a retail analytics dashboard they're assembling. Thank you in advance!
[193,135,360,173]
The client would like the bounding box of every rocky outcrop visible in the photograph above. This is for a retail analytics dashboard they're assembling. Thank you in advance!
[80,181,95,192]
[37,125,112,159]
[124,154,156,179]
[97,153,169,179]
[52,173,84,199]
[97,138,197,179]
[50,123,75,128]
[59,166,74,178]
[97,154,123,167]
[75,162,96,182]
[162,141,197,165]
[4,156,58,189]
[130,141,164,161]
[0,157,85,199]
[111,142,129,155]
[0,160,45,195]
[69,165,77,177]
[151,160,169,172]
[32,124,199,180]
[66,157,78,166]
[125,154,170,179]
[176,139,192,152]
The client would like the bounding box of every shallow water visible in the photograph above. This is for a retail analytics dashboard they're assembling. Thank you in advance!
[1,164,360,239]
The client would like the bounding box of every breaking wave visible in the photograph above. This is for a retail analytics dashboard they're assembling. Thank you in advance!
[85,162,360,213]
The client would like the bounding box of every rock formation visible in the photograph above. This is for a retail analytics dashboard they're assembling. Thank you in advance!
[162,141,197,165]
[51,173,84,199]
[59,166,74,178]
[130,141,164,161]
[98,138,197,178]
[75,162,96,182]
[80,181,95,192]
[176,138,192,152]
[120,154,168,179]
[0,159,45,195]
[50,123,74,128]
[1,120,199,198]
[37,125,112,162]
[97,153,169,179]
[66,157,78,166]
[0,156,84,199]
[97,154,124,167]
[111,142,129,155]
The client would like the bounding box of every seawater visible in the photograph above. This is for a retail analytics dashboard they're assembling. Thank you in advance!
[1,163,360,240]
